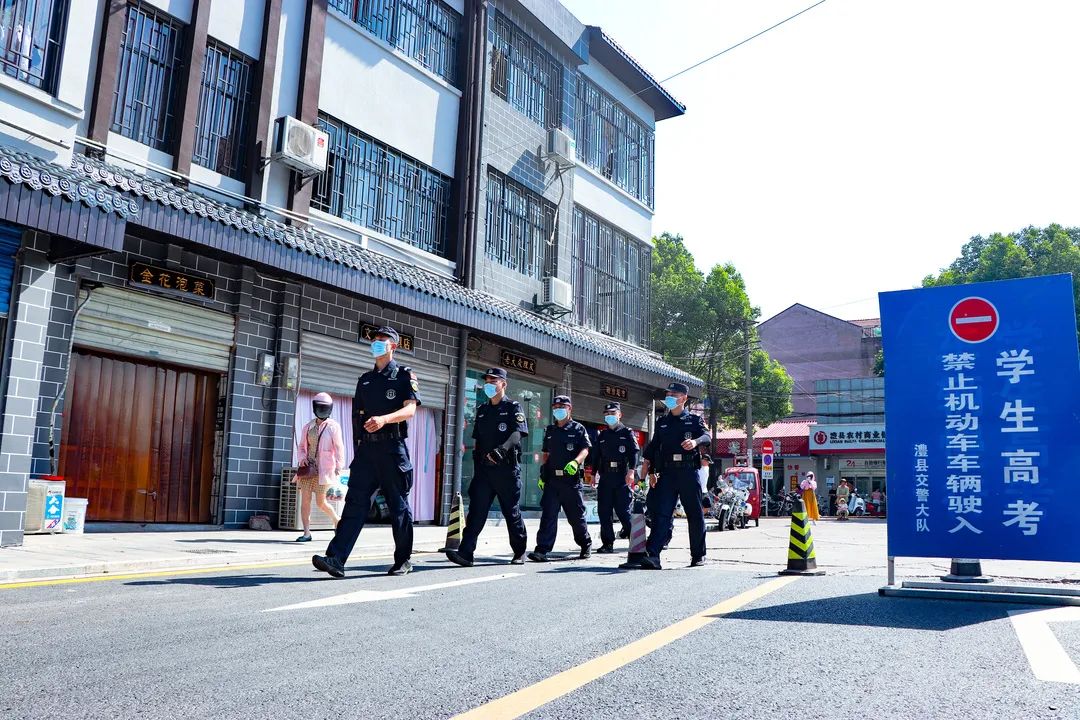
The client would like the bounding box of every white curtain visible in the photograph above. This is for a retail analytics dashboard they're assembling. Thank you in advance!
[293,390,439,521]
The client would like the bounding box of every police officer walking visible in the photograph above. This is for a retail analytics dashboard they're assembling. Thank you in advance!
[446,368,529,567]
[312,327,420,578]
[527,395,593,562]
[638,382,711,570]
[593,402,639,554]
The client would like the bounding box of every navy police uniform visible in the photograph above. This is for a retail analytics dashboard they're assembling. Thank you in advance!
[325,341,420,568]
[643,385,708,563]
[534,398,593,554]
[593,402,639,548]
[458,369,530,559]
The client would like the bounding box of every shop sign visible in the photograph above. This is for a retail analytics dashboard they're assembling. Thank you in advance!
[360,323,414,352]
[129,262,215,299]
[880,274,1080,563]
[810,423,885,452]
[839,458,887,470]
[602,383,628,401]
[500,350,536,375]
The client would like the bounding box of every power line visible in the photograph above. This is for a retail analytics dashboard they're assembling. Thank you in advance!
[479,0,831,166]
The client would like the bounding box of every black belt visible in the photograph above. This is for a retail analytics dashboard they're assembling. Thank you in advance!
[600,461,630,474]
[662,453,699,471]
[357,426,405,444]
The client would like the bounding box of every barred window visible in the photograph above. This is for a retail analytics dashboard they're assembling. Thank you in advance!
[485,168,557,279]
[572,206,651,346]
[490,12,562,129]
[193,42,254,180]
[329,0,461,86]
[574,76,655,208]
[111,2,184,152]
[0,0,67,92]
[313,113,452,259]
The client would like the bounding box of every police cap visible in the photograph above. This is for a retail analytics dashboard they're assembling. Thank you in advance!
[373,326,400,344]
[482,367,508,380]
[604,402,621,412]
[552,394,572,406]
[666,382,690,395]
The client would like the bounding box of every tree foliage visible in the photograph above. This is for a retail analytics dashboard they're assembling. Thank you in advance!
[923,224,1080,334]
[650,233,793,429]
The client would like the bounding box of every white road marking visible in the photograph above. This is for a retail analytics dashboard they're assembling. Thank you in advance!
[1009,606,1080,684]
[264,572,524,612]
[954,315,993,324]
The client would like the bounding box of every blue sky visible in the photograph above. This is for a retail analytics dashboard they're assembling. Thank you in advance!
[560,0,1080,322]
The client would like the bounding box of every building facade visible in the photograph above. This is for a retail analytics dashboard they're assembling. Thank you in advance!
[0,0,695,546]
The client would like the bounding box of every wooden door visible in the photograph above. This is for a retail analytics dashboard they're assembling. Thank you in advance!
[60,350,219,523]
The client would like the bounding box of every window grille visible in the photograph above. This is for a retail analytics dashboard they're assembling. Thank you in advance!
[0,0,67,91]
[193,42,254,179]
[484,168,557,278]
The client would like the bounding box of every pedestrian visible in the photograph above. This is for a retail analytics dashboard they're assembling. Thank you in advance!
[293,392,346,541]
[800,471,820,523]
[592,402,639,554]
[312,327,420,578]
[837,478,852,511]
[527,395,593,562]
[445,368,529,567]
[638,382,711,569]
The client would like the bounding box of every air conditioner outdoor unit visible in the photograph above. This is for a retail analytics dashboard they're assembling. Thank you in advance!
[542,276,574,313]
[546,127,576,166]
[272,116,329,176]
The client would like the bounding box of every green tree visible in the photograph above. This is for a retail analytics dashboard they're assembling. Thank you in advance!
[649,234,793,430]
[872,348,884,377]
[923,224,1080,334]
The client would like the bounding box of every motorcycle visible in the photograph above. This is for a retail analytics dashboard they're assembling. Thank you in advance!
[848,490,867,517]
[712,485,736,531]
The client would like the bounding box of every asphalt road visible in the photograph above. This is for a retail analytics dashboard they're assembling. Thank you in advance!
[2,533,1079,719]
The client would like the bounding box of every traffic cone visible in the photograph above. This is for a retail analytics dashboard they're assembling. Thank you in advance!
[619,511,648,569]
[780,495,825,576]
[439,492,463,552]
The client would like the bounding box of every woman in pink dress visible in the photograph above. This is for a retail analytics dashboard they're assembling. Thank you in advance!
[800,471,820,523]
[294,392,346,541]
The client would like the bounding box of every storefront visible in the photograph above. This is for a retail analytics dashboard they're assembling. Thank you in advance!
[296,327,451,523]
[714,420,814,497]
[810,423,887,513]
[59,283,234,523]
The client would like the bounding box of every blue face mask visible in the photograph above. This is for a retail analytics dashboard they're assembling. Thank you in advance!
[604,415,619,427]
[370,340,389,358]
[483,383,499,399]
[664,396,679,410]
[552,408,569,422]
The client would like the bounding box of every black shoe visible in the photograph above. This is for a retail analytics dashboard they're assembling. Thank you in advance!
[579,543,592,559]
[639,556,662,570]
[596,544,615,554]
[388,560,413,576]
[690,557,706,567]
[312,554,345,578]
[527,550,548,563]
[445,550,473,567]
[509,553,525,565]
[618,527,630,540]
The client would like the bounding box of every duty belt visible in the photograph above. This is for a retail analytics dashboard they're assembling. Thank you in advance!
[358,426,405,444]
[602,461,629,473]
[662,452,699,471]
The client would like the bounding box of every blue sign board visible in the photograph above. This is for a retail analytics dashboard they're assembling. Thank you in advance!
[44,493,62,521]
[880,274,1080,563]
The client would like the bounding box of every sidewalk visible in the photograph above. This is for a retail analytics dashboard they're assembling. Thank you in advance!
[3,517,1078,583]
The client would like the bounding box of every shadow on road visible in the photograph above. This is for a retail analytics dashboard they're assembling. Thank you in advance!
[123,563,440,589]
[718,591,1008,631]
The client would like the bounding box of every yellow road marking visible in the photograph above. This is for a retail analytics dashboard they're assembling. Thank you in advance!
[453,576,799,720]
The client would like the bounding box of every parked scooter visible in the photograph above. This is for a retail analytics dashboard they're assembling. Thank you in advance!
[847,490,867,517]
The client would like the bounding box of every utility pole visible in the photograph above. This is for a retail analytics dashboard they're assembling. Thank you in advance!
[744,322,753,470]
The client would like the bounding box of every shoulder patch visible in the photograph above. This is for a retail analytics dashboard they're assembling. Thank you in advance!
[515,412,526,423]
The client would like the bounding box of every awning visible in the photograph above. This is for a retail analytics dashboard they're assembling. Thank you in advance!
[714,420,815,457]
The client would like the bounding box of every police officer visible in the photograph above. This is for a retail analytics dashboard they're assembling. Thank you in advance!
[592,402,639,553]
[638,382,711,569]
[312,327,420,578]
[527,395,593,562]
[446,368,529,567]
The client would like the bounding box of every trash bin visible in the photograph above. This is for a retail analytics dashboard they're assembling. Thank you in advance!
[62,498,89,534]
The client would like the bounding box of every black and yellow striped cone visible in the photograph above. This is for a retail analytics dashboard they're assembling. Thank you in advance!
[779,495,825,576]
[439,493,464,552]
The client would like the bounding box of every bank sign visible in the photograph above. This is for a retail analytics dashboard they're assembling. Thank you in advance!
[879,274,1080,563]
[810,424,885,453]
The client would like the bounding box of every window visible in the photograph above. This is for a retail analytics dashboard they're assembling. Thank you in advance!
[484,168,557,279]
[111,2,184,152]
[0,0,66,91]
[574,75,655,207]
[313,113,452,258]
[571,206,651,346]
[193,42,254,180]
[490,12,562,129]
[329,0,461,85]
